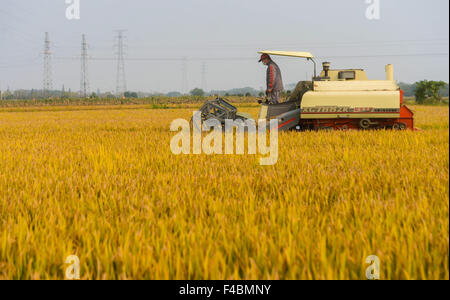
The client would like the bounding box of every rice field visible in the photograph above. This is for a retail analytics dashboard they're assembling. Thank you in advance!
[0,104,448,280]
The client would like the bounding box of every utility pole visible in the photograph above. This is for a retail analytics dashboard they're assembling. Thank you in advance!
[201,62,207,93]
[43,32,52,98]
[114,30,127,98]
[80,34,90,98]
[181,57,188,94]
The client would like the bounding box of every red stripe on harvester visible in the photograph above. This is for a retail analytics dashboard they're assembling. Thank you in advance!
[278,118,296,129]
[301,112,399,115]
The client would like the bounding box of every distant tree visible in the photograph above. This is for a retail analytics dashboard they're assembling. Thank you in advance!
[281,90,292,100]
[398,82,417,97]
[190,88,205,97]
[225,93,230,97]
[415,80,447,104]
[167,91,182,97]
[124,91,138,98]
[90,92,98,99]
[245,92,252,97]
[258,92,265,97]
[440,83,449,97]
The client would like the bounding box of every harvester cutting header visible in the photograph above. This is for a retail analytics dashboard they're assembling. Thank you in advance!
[197,50,415,131]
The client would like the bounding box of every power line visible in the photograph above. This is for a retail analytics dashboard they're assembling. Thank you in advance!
[88,38,448,51]
[114,30,127,97]
[0,6,41,44]
[43,32,52,98]
[316,53,450,59]
[53,52,449,62]
[0,57,40,68]
[80,34,90,98]
[181,57,188,94]
[188,38,449,49]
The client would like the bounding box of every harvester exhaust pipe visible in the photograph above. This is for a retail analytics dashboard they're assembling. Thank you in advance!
[323,62,331,77]
[385,64,394,81]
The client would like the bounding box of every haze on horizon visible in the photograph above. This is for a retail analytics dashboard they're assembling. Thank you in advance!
[0,0,448,94]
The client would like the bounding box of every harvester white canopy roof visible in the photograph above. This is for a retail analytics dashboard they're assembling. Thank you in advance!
[258,50,314,59]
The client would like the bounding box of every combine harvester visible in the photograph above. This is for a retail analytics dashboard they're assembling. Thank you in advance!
[198,50,415,131]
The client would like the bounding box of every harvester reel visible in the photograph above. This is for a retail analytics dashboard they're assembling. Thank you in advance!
[192,98,248,132]
[190,114,207,132]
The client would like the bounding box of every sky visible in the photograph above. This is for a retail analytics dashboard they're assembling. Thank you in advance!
[0,0,449,93]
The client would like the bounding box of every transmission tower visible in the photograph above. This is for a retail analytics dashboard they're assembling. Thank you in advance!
[201,62,207,92]
[80,34,90,98]
[181,57,188,94]
[114,30,127,97]
[43,32,52,98]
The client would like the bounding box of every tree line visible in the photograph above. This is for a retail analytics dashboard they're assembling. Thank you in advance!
[1,81,448,103]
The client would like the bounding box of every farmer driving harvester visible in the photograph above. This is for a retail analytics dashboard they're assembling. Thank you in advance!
[259,53,284,104]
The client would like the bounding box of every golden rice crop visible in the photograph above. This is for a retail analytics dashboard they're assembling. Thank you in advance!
[0,104,448,280]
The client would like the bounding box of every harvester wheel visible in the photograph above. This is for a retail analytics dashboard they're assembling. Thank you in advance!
[359,119,371,129]
[393,123,407,131]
